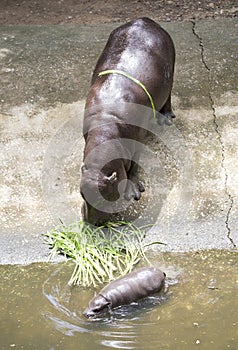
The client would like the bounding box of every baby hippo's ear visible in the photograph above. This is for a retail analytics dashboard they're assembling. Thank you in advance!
[105,172,117,184]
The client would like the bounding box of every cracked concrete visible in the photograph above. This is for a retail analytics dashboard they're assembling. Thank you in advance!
[0,19,237,264]
[192,19,238,247]
[191,19,236,247]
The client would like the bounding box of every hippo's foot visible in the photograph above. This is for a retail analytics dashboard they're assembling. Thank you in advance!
[157,111,176,126]
[124,179,145,201]
[163,111,176,125]
[158,93,176,125]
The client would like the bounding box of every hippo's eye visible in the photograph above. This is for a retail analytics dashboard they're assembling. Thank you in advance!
[92,299,111,314]
[93,305,109,313]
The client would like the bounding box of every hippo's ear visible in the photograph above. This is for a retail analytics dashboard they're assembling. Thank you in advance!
[105,172,117,184]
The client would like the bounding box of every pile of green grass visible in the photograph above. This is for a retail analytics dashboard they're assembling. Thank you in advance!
[45,221,162,287]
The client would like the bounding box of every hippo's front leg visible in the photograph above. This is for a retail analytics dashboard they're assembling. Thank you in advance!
[124,160,145,201]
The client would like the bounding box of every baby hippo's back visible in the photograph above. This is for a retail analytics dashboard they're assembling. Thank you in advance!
[101,267,166,308]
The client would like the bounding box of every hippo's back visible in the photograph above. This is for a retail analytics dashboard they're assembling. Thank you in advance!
[100,267,165,308]
[91,17,175,83]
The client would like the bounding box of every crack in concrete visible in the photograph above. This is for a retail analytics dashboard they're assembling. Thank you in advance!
[191,21,236,248]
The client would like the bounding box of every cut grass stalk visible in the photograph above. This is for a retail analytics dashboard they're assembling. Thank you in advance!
[45,220,164,287]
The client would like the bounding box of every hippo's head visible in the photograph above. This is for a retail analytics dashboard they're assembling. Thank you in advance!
[83,294,111,318]
[80,162,127,225]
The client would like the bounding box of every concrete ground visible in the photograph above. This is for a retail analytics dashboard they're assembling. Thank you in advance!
[0,18,237,264]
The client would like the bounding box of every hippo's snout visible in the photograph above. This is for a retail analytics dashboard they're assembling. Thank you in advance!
[83,309,96,318]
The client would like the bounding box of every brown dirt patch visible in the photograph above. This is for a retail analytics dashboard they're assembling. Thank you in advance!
[0,0,237,25]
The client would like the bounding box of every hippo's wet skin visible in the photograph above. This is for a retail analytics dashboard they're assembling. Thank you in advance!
[83,267,166,318]
[80,17,175,225]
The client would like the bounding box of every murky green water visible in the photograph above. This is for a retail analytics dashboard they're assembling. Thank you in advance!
[1,250,237,350]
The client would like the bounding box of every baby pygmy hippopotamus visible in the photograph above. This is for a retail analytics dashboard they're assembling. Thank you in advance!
[83,267,166,318]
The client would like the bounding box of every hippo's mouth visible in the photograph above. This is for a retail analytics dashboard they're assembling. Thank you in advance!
[81,201,114,226]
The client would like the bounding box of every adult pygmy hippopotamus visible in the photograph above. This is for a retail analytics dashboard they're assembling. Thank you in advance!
[80,17,176,225]
[83,267,166,318]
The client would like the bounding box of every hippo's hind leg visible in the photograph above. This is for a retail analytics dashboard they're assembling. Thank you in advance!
[158,92,176,126]
[124,161,145,201]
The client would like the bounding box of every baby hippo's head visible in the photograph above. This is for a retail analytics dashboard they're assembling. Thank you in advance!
[83,294,110,318]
